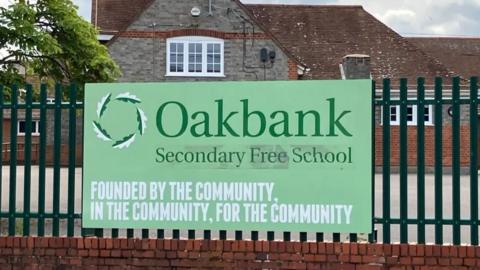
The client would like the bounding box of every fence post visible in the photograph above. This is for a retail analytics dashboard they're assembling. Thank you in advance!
[67,84,77,237]
[434,77,443,245]
[52,84,62,236]
[37,84,47,236]
[382,78,391,243]
[452,77,461,245]
[470,76,479,245]
[22,84,33,236]
[416,78,426,244]
[399,78,408,243]
[8,85,18,236]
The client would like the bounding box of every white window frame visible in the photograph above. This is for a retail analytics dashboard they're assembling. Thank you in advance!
[18,120,40,136]
[166,36,225,77]
[384,104,434,126]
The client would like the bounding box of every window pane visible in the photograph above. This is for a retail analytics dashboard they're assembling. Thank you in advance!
[389,106,397,122]
[207,64,213,72]
[407,106,413,121]
[32,121,38,133]
[207,43,221,73]
[19,121,26,133]
[424,107,430,122]
[169,42,184,73]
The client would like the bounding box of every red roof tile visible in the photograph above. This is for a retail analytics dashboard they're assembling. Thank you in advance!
[92,0,154,34]
[244,4,453,82]
[406,37,480,79]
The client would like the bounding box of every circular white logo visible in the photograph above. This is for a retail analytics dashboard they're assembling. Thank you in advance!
[93,92,147,149]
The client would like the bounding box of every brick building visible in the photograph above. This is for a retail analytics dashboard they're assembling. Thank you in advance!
[92,0,480,169]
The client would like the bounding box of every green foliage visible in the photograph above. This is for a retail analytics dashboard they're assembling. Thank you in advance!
[0,0,121,86]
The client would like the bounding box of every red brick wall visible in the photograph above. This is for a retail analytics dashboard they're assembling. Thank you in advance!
[0,237,478,269]
[288,59,298,80]
[375,125,474,167]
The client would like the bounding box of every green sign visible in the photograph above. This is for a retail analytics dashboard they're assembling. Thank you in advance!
[83,80,372,233]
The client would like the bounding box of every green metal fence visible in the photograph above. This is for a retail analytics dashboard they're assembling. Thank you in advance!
[0,77,478,245]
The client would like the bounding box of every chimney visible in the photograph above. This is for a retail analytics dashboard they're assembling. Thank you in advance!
[340,54,371,79]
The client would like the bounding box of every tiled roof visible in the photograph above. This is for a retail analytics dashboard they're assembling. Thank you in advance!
[406,37,480,79]
[92,0,155,34]
[244,4,453,82]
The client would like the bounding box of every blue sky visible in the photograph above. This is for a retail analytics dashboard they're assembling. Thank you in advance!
[57,0,480,37]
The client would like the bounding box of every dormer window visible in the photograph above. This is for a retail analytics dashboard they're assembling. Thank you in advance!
[166,36,224,77]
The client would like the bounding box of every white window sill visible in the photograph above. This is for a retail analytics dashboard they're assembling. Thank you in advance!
[165,73,226,78]
[17,134,40,136]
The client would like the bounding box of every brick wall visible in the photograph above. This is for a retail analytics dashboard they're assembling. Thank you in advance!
[0,237,479,269]
[288,59,298,80]
[375,125,474,167]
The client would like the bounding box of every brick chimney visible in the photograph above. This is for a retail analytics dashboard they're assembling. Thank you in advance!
[340,54,371,79]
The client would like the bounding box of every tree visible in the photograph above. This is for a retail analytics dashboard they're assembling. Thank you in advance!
[0,0,120,87]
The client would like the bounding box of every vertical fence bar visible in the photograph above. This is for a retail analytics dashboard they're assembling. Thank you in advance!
[452,77,461,245]
[416,78,426,244]
[219,230,227,240]
[382,78,391,243]
[434,77,443,245]
[300,232,307,242]
[157,229,164,239]
[316,233,324,242]
[172,229,179,239]
[127,229,134,238]
[188,230,195,240]
[38,85,47,236]
[267,231,274,241]
[235,231,242,240]
[0,85,3,228]
[67,84,77,237]
[369,80,376,243]
[399,78,408,243]
[8,85,18,236]
[203,230,210,240]
[470,77,479,245]
[251,231,258,241]
[283,232,290,242]
[52,84,62,236]
[332,233,340,242]
[23,85,33,236]
[142,229,149,239]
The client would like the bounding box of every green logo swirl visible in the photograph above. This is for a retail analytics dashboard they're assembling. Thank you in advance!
[93,92,148,149]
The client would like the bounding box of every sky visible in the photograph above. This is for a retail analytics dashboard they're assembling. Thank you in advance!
[1,0,480,37]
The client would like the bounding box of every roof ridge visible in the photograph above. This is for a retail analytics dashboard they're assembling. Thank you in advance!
[243,4,363,8]
[406,36,480,40]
